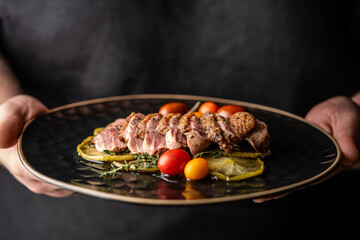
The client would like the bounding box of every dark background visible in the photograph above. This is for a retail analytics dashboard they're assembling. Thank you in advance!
[1,169,359,239]
[1,0,359,113]
[0,0,359,239]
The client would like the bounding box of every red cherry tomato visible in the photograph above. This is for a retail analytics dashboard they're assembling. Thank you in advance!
[217,105,246,118]
[198,102,219,114]
[159,102,189,116]
[158,149,191,175]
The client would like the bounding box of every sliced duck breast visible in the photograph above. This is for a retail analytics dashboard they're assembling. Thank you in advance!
[93,118,127,152]
[126,113,146,154]
[214,114,238,152]
[180,115,211,155]
[119,112,135,142]
[200,112,223,143]
[245,120,270,154]
[229,112,256,139]
[156,113,180,135]
[165,114,187,149]
[142,114,167,156]
[95,110,269,156]
[136,113,160,138]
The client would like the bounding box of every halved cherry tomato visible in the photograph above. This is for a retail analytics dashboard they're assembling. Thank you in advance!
[217,105,245,118]
[158,149,191,175]
[198,102,219,114]
[184,158,209,180]
[159,102,189,116]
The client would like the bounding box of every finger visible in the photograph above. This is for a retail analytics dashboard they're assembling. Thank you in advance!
[28,180,74,197]
[332,106,360,166]
[334,130,359,166]
[2,145,74,197]
[45,189,74,198]
[15,174,74,198]
[0,95,47,148]
[252,193,289,203]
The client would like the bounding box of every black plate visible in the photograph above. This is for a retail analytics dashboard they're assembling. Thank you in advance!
[18,94,340,205]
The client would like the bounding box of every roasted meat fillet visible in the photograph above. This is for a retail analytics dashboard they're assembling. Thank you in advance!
[229,112,256,139]
[93,111,270,156]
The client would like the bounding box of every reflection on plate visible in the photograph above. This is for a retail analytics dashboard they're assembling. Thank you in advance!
[18,94,340,205]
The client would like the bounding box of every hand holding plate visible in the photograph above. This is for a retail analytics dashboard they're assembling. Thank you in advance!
[0,95,73,197]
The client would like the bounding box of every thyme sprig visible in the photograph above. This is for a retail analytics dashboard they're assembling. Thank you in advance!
[194,144,243,159]
[99,153,159,177]
[99,163,121,177]
[194,149,224,159]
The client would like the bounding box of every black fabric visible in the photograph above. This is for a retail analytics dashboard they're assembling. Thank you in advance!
[0,1,359,239]
[0,0,359,113]
[1,167,359,240]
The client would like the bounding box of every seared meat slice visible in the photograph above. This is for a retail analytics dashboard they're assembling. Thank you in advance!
[94,128,126,152]
[246,120,270,154]
[94,110,269,156]
[136,113,161,138]
[119,112,135,142]
[200,112,239,152]
[105,118,126,130]
[142,114,167,156]
[165,114,187,149]
[180,115,211,155]
[156,113,181,135]
[126,113,146,153]
[215,114,238,152]
[215,114,238,143]
[229,112,256,139]
[93,118,127,152]
[178,112,196,133]
[200,112,223,143]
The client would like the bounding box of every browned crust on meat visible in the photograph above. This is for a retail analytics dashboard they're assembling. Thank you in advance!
[229,112,256,139]
[119,112,135,141]
[136,113,161,138]
[103,110,268,156]
[215,114,238,143]
[200,112,223,142]
[156,113,181,135]
[245,120,270,154]
[178,112,196,133]
[214,114,238,152]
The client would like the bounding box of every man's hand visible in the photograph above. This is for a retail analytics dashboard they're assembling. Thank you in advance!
[0,95,73,197]
[254,95,360,203]
[305,96,360,167]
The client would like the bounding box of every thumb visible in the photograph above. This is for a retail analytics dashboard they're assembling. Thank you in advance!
[333,118,360,166]
[0,95,48,148]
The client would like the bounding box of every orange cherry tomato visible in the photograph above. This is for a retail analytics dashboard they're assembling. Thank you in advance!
[158,149,191,175]
[193,112,202,118]
[198,102,219,114]
[159,102,189,116]
[184,158,209,180]
[216,105,246,118]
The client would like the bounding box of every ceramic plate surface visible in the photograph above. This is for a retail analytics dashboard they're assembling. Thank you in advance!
[18,94,340,205]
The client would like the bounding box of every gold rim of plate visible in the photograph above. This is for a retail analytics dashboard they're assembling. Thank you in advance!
[17,94,341,205]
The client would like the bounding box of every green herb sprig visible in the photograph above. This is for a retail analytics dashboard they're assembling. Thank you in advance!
[194,149,224,159]
[99,163,121,178]
[103,150,116,155]
[194,144,243,159]
[99,153,159,177]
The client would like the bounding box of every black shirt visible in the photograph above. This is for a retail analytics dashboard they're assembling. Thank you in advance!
[1,0,359,113]
[0,1,359,239]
